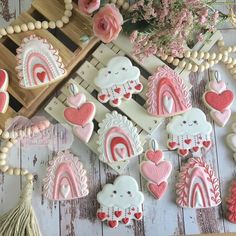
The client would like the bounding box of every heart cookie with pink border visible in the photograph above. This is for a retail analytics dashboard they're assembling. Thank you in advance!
[0,69,9,113]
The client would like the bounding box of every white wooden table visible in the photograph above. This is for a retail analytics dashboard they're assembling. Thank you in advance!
[1,1,236,236]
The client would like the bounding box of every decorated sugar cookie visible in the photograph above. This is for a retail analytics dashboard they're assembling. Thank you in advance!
[226,121,236,162]
[43,151,89,201]
[0,69,9,113]
[16,35,67,89]
[64,83,95,143]
[147,66,192,117]
[226,179,236,223]
[140,139,172,199]
[203,70,234,127]
[94,56,142,107]
[97,176,144,228]
[167,108,212,157]
[176,157,221,208]
[97,111,143,164]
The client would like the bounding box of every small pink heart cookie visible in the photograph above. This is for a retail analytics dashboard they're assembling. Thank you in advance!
[140,139,172,199]
[73,122,94,143]
[67,93,86,108]
[0,69,9,114]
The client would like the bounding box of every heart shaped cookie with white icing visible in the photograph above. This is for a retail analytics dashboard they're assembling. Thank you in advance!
[16,35,67,89]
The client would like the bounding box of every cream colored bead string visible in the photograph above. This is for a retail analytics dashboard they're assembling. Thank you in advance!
[0,120,50,181]
[0,0,73,39]
[110,0,130,10]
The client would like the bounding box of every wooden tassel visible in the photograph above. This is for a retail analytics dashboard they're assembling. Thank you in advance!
[0,181,41,236]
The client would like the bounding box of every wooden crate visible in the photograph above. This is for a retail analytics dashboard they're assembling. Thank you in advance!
[0,0,99,128]
[45,30,222,173]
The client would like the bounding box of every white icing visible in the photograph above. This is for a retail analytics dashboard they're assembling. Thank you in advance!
[94,56,140,89]
[60,184,70,199]
[97,176,144,209]
[167,108,212,136]
[163,96,173,113]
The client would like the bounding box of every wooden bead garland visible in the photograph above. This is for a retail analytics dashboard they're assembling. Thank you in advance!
[0,0,73,39]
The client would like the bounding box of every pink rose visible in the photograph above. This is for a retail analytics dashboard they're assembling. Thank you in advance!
[92,4,123,43]
[78,0,100,15]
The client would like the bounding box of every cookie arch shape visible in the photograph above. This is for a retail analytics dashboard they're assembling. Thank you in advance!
[147,66,192,117]
[176,158,221,208]
[97,111,143,163]
[43,151,89,201]
[16,35,66,89]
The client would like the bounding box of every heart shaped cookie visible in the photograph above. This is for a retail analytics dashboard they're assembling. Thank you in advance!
[147,182,168,199]
[73,122,94,143]
[67,93,86,108]
[0,92,9,113]
[0,69,9,91]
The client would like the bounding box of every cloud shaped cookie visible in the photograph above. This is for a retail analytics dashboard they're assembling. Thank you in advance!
[94,56,140,89]
[167,108,212,136]
[97,176,144,209]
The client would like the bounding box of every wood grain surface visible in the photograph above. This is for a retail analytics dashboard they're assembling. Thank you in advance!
[1,1,236,236]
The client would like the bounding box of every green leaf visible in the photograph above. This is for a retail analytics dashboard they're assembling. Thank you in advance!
[122,20,154,35]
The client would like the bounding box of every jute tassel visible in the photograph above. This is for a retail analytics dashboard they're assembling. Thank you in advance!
[0,181,41,236]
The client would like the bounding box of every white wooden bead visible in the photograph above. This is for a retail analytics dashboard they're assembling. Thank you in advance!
[232,59,236,66]
[11,139,18,144]
[222,55,228,63]
[27,173,34,181]
[7,168,13,175]
[0,160,6,166]
[204,52,210,60]
[6,26,14,34]
[21,169,28,176]
[227,46,233,53]
[227,64,234,69]
[0,165,8,173]
[122,2,129,10]
[191,51,198,59]
[216,53,223,61]
[49,21,56,29]
[35,21,42,29]
[233,46,236,52]
[204,62,210,69]
[117,0,124,6]
[0,153,6,160]
[64,0,72,3]
[64,10,72,17]
[173,59,180,66]
[42,21,49,29]
[230,68,236,74]
[21,24,28,32]
[199,65,205,72]
[65,3,73,10]
[13,168,21,176]
[6,141,13,148]
[167,56,174,63]
[208,60,215,67]
[61,16,69,24]
[198,51,204,59]
[184,51,191,58]
[160,54,168,61]
[217,40,224,47]
[2,131,9,139]
[0,28,7,35]
[178,60,186,68]
[209,53,216,60]
[186,63,192,70]
[1,147,8,153]
[28,22,35,31]
[14,25,21,33]
[56,20,63,28]
[191,65,198,72]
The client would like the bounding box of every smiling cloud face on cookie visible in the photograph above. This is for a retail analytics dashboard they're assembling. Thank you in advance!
[94,56,140,89]
[97,176,144,209]
[167,108,212,136]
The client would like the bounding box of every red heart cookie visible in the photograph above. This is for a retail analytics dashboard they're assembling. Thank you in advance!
[146,150,163,164]
[64,102,95,126]
[0,69,8,91]
[114,210,122,217]
[0,92,9,113]
[37,71,46,82]
[122,217,130,224]
[148,181,168,199]
[204,90,234,112]
[97,212,107,221]
[134,212,142,220]
[108,220,118,228]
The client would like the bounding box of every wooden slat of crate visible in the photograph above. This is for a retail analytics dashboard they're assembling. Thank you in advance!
[0,0,99,129]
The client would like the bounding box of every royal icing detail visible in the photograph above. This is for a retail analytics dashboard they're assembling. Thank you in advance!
[203,70,234,127]
[226,179,236,223]
[94,56,142,107]
[16,35,66,89]
[0,69,9,113]
[167,108,212,157]
[140,139,172,199]
[43,151,89,201]
[146,66,192,117]
[226,122,236,162]
[176,157,221,208]
[64,85,95,143]
[97,111,143,165]
[97,176,144,228]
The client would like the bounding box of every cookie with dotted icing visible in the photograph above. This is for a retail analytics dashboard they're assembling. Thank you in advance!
[146,66,192,117]
[94,56,142,107]
[97,175,144,228]
[176,157,221,208]
[43,150,89,201]
[166,108,212,157]
[16,35,67,89]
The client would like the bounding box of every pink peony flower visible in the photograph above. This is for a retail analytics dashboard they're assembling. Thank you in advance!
[92,4,123,43]
[78,0,100,14]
